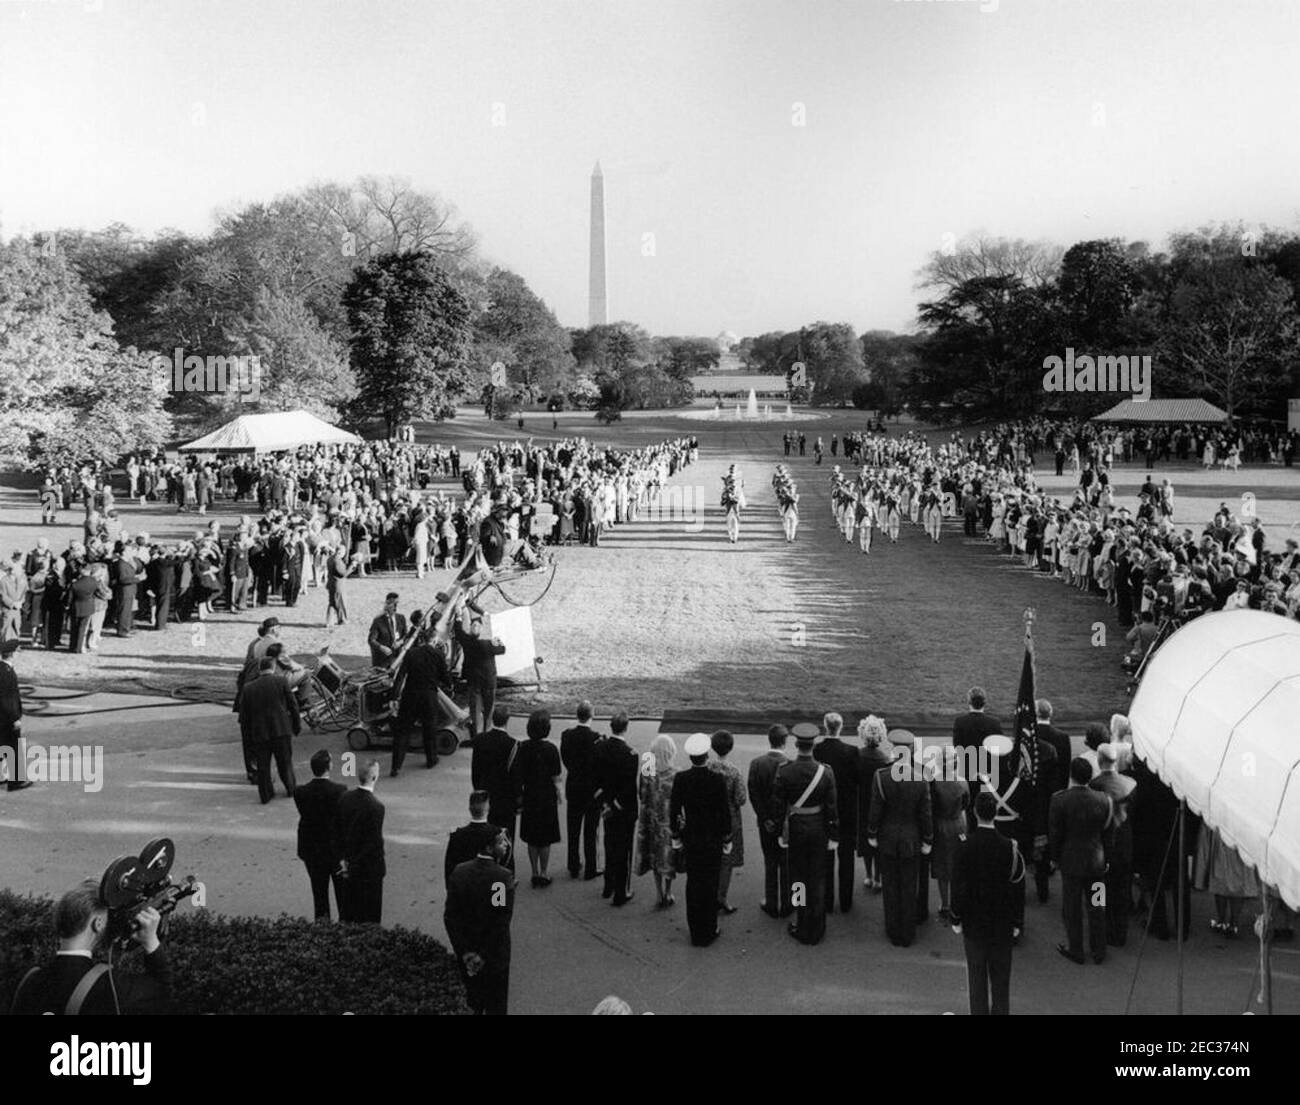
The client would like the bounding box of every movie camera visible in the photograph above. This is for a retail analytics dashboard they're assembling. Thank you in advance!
[98,838,198,950]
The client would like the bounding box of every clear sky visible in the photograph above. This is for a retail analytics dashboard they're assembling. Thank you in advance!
[2,0,1298,336]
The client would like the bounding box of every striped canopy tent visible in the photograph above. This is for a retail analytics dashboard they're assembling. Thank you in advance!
[1091,397,1228,423]
[179,410,362,454]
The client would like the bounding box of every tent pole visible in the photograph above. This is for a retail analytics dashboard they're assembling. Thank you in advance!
[1176,799,1185,1016]
[1260,891,1272,1015]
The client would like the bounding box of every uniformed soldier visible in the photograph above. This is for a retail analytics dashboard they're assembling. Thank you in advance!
[772,722,838,945]
[669,733,733,947]
[866,730,933,947]
[979,734,1040,944]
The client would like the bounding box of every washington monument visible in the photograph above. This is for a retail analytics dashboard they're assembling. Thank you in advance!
[588,161,607,326]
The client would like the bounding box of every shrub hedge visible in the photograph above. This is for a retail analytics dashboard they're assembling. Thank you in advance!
[0,890,469,1015]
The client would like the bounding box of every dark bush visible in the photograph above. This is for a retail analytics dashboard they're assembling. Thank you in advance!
[594,404,623,423]
[0,890,468,1015]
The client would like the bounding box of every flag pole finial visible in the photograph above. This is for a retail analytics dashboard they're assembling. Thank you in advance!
[1023,606,1035,647]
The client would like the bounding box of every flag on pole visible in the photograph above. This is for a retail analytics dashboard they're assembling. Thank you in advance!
[1014,609,1040,786]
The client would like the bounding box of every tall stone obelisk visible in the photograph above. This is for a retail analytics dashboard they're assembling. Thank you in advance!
[588,161,607,327]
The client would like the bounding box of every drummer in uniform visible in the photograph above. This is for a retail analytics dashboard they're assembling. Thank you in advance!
[772,722,838,945]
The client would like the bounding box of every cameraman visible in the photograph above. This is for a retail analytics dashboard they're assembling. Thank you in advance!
[10,879,174,1015]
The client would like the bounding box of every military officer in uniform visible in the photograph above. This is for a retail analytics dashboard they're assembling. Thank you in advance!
[867,730,933,947]
[669,733,733,947]
[772,722,839,945]
[980,733,1051,943]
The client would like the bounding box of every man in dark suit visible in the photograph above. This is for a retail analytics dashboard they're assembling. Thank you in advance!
[147,547,176,630]
[445,790,506,889]
[239,650,301,804]
[1,638,32,792]
[471,705,519,846]
[367,592,407,668]
[952,686,1003,756]
[112,544,139,637]
[953,686,1003,824]
[392,631,450,775]
[444,826,515,1015]
[951,791,1026,1015]
[1034,698,1072,901]
[772,723,839,945]
[748,724,791,917]
[335,758,386,923]
[814,712,859,913]
[1049,756,1114,965]
[69,564,107,654]
[670,733,733,946]
[866,730,933,947]
[560,700,604,880]
[592,710,639,906]
[294,749,347,920]
[455,610,507,737]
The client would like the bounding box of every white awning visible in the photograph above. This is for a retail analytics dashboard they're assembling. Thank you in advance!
[1128,611,1300,910]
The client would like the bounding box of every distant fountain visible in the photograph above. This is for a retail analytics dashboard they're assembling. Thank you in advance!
[735,403,742,419]
[764,404,772,420]
[785,402,793,417]
[746,388,760,419]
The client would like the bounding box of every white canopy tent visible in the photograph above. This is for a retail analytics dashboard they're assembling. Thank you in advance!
[1128,611,1300,912]
[179,410,362,454]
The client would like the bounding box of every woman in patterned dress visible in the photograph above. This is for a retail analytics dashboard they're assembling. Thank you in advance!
[708,730,747,913]
[635,734,678,907]
[930,746,969,922]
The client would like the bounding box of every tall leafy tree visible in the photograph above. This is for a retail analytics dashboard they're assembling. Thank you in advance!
[343,252,473,434]
[226,288,356,420]
[0,238,171,468]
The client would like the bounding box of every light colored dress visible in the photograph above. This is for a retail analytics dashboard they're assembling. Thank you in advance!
[635,767,676,877]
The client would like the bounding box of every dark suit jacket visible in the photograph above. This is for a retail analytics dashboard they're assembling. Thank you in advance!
[0,661,20,739]
[1038,723,1073,794]
[867,763,934,858]
[471,727,519,817]
[591,735,639,814]
[952,710,1003,754]
[746,749,789,833]
[951,825,1025,941]
[398,643,450,715]
[237,670,301,743]
[335,787,386,878]
[814,736,860,833]
[70,575,108,618]
[669,765,731,856]
[456,624,506,686]
[293,776,346,865]
[367,612,408,667]
[560,723,603,797]
[444,856,515,968]
[10,948,173,1015]
[1048,786,1112,877]
[444,821,501,889]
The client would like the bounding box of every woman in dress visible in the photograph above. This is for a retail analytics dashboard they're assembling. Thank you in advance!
[635,734,678,907]
[511,709,562,887]
[1196,826,1258,937]
[930,746,969,922]
[708,730,747,913]
[856,715,894,891]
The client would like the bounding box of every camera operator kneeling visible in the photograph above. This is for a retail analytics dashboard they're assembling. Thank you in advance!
[10,880,174,1015]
